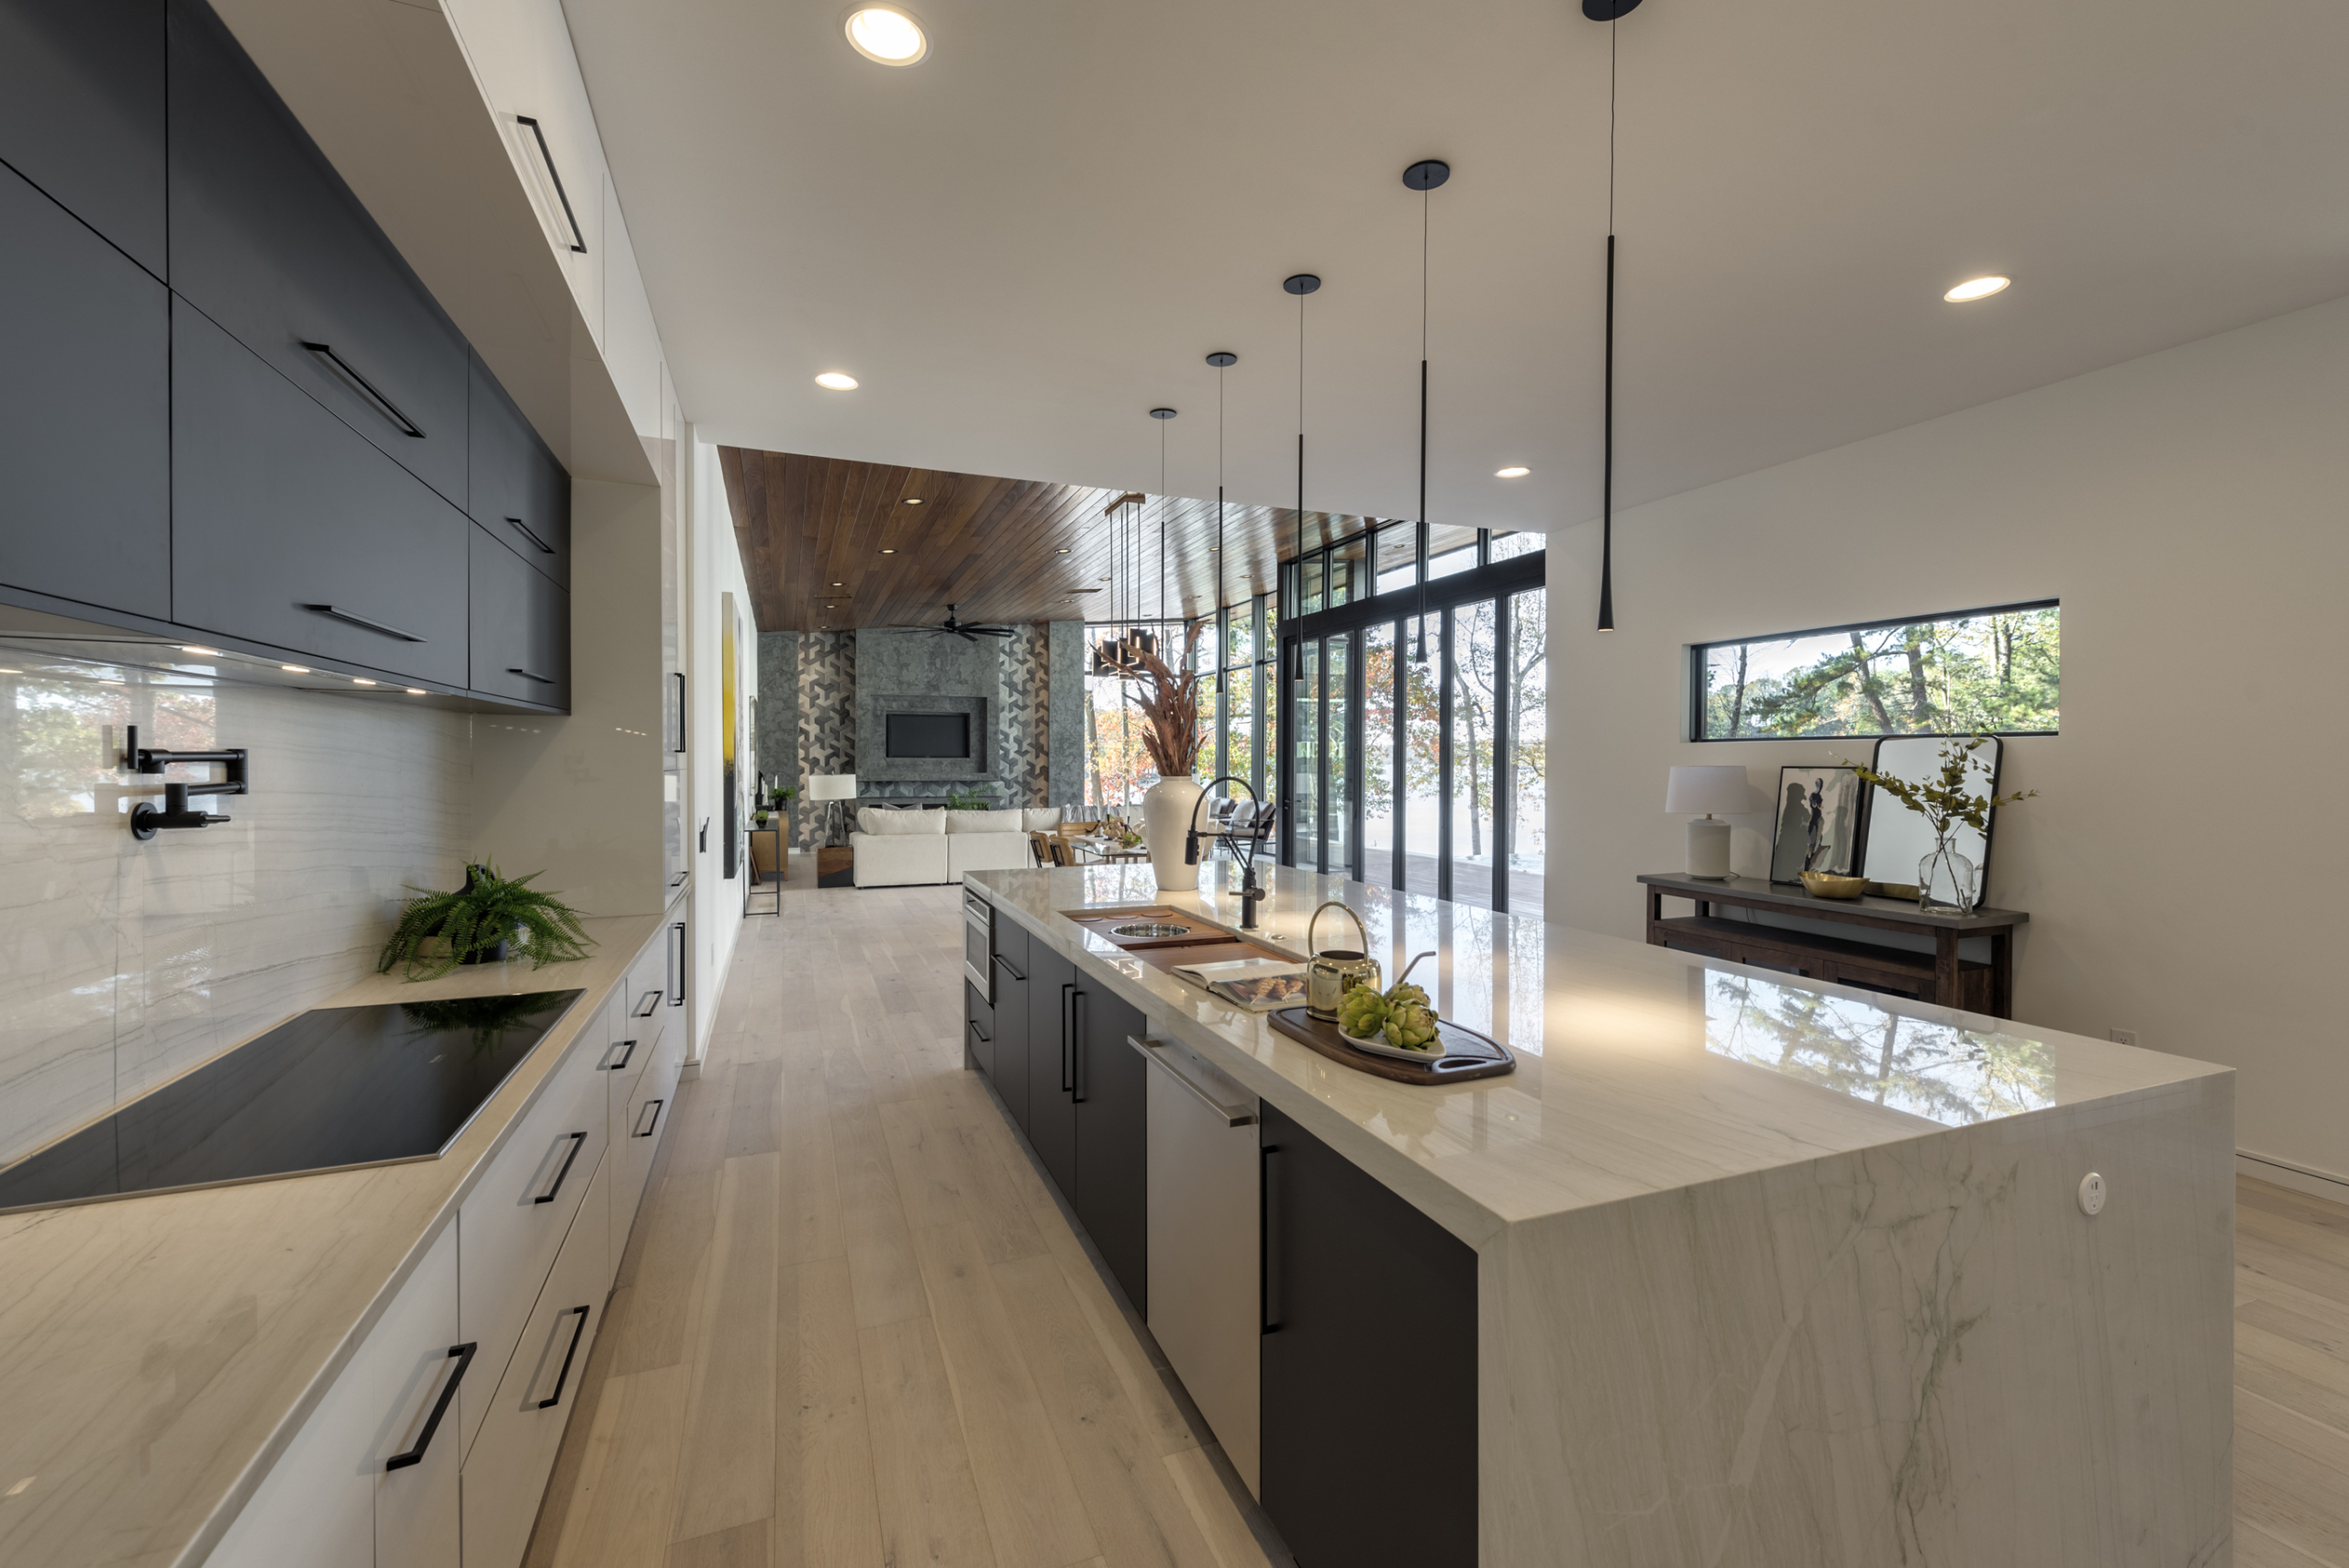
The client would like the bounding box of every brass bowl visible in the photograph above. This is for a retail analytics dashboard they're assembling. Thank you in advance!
[1799,871,1868,901]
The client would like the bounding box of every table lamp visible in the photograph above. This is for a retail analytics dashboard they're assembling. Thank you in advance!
[807,773,857,848]
[1665,765,1748,880]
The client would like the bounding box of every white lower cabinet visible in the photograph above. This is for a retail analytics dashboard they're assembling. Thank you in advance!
[615,1017,684,1261]
[207,1224,463,1567]
[461,1151,612,1568]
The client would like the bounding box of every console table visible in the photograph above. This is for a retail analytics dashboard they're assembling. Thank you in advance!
[1637,871,2028,1018]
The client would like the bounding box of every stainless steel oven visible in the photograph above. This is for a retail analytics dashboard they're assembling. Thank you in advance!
[963,887,994,1002]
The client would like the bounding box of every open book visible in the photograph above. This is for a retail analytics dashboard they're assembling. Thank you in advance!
[1170,956,1310,1012]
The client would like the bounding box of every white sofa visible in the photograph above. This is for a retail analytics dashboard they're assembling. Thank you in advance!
[850,806,1062,887]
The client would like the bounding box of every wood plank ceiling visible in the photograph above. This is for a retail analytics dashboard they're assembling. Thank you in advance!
[718,448,1420,634]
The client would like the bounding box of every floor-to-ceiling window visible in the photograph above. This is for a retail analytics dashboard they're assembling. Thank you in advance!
[1277,525,1545,912]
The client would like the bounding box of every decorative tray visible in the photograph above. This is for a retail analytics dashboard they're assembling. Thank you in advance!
[1267,1006,1515,1085]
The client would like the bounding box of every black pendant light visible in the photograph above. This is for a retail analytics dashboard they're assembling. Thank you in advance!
[1284,272,1319,578]
[1404,158,1450,663]
[1208,351,1236,618]
[1589,0,1639,628]
[1152,406,1176,627]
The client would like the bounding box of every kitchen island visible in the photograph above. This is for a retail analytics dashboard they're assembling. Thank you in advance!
[963,862,2234,1568]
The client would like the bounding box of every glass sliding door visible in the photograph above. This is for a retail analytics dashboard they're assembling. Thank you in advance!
[1402,617,1442,895]
[1324,631,1353,877]
[1363,622,1398,890]
[1448,600,1499,906]
[1288,639,1319,868]
[1506,588,1546,914]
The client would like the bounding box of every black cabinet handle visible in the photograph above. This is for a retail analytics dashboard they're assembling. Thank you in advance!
[507,667,556,684]
[991,951,1025,983]
[505,516,555,554]
[968,1016,990,1045]
[632,1098,664,1139]
[633,990,662,1018]
[384,1341,475,1471]
[534,1130,587,1203]
[536,1307,591,1409]
[604,1039,637,1072]
[1072,990,1087,1104]
[673,672,686,752]
[1260,1144,1282,1333]
[304,604,427,642]
[669,921,686,1006]
[516,116,588,254]
[301,342,425,438]
[1060,983,1074,1094]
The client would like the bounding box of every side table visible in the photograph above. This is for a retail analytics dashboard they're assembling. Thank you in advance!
[1637,871,2028,1018]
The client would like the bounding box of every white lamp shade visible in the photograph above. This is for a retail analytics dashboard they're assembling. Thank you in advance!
[1664,765,1749,816]
[807,773,858,802]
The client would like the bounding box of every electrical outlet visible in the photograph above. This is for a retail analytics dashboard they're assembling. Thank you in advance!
[2109,1028,2139,1048]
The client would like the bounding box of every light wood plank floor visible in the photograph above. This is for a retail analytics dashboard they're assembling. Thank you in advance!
[522,880,2349,1567]
[523,882,1290,1568]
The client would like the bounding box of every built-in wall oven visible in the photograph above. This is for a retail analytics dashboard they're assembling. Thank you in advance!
[963,887,994,1003]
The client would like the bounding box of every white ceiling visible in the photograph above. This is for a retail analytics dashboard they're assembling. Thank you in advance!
[560,0,2349,536]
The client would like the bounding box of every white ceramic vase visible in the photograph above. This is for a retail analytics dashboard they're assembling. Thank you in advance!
[1142,774,1205,892]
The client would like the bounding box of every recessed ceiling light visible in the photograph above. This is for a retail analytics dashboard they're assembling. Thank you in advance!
[179,645,221,656]
[406,687,426,695]
[844,5,927,65]
[904,497,923,505]
[1943,275,2010,303]
[815,372,859,391]
[352,678,376,685]
[1057,548,1070,554]
[281,664,309,673]
[880,548,896,553]
[832,581,844,586]
[1495,466,1531,479]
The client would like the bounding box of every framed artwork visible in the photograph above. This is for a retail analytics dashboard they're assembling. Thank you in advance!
[721,593,740,880]
[1770,764,1865,882]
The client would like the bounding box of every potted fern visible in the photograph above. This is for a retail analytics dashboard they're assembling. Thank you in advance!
[377,862,594,981]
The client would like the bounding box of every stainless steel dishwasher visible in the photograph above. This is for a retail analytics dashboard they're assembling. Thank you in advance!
[1132,1033,1263,1496]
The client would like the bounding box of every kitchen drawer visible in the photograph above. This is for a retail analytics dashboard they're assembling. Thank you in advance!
[167,0,470,506]
[965,981,994,1078]
[469,352,571,587]
[461,1151,609,1568]
[470,525,571,708]
[0,158,170,620]
[172,302,470,685]
[600,988,656,1114]
[614,1018,684,1264]
[0,0,166,276]
[456,1027,607,1460]
[208,1222,462,1568]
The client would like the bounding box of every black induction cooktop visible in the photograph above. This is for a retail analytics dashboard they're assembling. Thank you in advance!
[0,990,584,1214]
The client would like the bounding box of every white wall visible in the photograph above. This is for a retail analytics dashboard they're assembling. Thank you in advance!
[685,428,755,1063]
[1547,293,2349,1188]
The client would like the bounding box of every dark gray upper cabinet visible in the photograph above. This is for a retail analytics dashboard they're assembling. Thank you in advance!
[0,161,169,619]
[469,526,570,707]
[469,354,572,588]
[166,0,469,508]
[173,303,470,687]
[1260,1103,1477,1568]
[0,0,166,277]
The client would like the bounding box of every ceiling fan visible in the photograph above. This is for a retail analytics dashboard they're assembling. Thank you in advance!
[882,604,1016,641]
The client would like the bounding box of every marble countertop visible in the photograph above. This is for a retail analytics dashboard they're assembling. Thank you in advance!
[0,911,668,1568]
[967,862,2228,1249]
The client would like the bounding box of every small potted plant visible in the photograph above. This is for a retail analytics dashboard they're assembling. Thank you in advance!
[377,861,594,980]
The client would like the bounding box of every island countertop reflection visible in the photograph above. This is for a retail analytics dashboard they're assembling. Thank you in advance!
[965,861,2228,1243]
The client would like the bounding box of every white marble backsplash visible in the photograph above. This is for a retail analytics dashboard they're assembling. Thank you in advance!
[0,661,471,1166]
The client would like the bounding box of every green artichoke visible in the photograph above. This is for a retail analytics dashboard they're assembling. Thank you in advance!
[1385,980,1431,1013]
[1338,986,1390,1040]
[1384,1002,1440,1052]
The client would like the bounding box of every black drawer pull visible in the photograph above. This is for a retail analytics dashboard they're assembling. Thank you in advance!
[535,1130,587,1203]
[633,990,662,1018]
[968,1016,990,1045]
[1261,1145,1282,1334]
[384,1341,475,1471]
[507,666,556,684]
[506,516,555,554]
[991,951,1025,983]
[1060,984,1074,1094]
[304,604,427,642]
[632,1098,665,1139]
[604,1039,637,1072]
[516,116,588,254]
[536,1306,591,1409]
[300,341,425,438]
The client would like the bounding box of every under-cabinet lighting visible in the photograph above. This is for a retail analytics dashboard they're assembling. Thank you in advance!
[352,678,376,685]
[281,664,309,673]
[180,645,221,656]
[1943,275,2010,303]
[406,687,426,695]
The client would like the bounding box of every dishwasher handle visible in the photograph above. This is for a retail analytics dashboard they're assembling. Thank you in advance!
[1129,1037,1254,1126]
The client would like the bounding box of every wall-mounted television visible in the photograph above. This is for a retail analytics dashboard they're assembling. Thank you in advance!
[885,712,971,760]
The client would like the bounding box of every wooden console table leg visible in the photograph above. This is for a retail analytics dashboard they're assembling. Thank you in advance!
[1990,930,2012,1019]
[1934,929,1961,1009]
[1647,888,1663,945]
